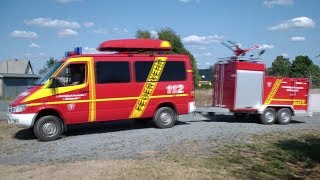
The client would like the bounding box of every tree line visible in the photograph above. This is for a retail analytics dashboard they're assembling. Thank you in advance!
[267,55,320,88]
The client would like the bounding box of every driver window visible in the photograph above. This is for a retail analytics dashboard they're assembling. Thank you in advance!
[56,63,86,86]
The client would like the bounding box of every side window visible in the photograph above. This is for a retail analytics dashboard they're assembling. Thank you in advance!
[56,63,86,86]
[96,61,130,83]
[135,61,186,82]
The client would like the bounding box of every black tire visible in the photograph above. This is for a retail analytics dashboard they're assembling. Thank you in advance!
[234,113,246,119]
[33,115,63,141]
[260,108,276,125]
[276,108,292,125]
[153,107,177,128]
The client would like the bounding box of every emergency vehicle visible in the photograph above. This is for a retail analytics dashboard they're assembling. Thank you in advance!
[196,41,311,124]
[7,39,196,141]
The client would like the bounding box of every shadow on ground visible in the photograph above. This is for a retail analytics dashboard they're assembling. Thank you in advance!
[190,114,305,124]
[276,136,320,164]
[14,119,189,140]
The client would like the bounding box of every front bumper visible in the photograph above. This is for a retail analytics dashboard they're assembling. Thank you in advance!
[7,113,37,128]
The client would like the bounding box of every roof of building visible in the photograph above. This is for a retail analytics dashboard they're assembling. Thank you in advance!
[0,59,34,74]
[0,73,40,78]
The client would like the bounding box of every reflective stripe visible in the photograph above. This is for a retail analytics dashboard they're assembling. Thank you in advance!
[27,94,189,107]
[264,79,282,105]
[88,59,96,122]
[129,57,167,118]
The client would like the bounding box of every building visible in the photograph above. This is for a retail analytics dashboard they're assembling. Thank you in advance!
[198,68,214,87]
[0,60,40,98]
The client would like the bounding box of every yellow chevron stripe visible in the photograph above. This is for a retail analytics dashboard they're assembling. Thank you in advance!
[129,57,167,118]
[264,79,283,105]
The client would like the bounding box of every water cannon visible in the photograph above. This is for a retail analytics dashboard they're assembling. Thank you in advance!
[65,47,82,57]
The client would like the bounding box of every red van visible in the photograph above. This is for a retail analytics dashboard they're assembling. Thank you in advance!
[7,39,195,141]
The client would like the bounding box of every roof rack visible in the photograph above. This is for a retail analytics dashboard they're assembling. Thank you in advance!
[217,56,263,64]
[97,39,172,53]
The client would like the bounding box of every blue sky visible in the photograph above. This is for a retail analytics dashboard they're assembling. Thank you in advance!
[1,0,319,73]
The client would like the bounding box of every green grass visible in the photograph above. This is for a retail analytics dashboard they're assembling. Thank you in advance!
[162,130,320,179]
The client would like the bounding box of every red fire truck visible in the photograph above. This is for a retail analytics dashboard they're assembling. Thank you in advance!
[7,39,195,141]
[196,42,311,124]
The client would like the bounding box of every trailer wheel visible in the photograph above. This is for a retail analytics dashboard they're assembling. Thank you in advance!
[33,115,63,141]
[153,107,177,128]
[260,108,276,125]
[276,108,292,125]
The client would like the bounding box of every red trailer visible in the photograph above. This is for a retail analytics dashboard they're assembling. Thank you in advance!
[196,55,311,125]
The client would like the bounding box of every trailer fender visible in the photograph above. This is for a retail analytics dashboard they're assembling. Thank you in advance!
[258,105,294,115]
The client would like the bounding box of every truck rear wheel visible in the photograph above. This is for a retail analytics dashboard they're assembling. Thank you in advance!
[276,108,292,125]
[260,108,276,125]
[153,107,177,128]
[33,115,63,141]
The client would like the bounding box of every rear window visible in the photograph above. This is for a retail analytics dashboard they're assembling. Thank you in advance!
[135,61,186,82]
[95,61,130,83]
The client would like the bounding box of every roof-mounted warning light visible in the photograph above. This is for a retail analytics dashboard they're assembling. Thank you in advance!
[97,39,172,53]
[65,47,82,57]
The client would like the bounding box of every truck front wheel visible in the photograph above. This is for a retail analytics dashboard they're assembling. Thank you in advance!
[260,108,276,125]
[33,115,63,141]
[153,107,177,128]
[276,108,292,125]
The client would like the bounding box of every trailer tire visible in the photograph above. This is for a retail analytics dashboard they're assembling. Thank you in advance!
[33,115,63,141]
[260,108,276,125]
[153,107,177,128]
[276,108,292,125]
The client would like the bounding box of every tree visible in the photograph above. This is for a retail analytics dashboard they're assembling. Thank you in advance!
[291,55,320,88]
[135,28,200,87]
[291,55,313,77]
[135,29,151,39]
[38,57,57,74]
[267,56,291,77]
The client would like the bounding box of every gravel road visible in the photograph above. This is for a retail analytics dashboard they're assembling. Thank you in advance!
[0,114,319,165]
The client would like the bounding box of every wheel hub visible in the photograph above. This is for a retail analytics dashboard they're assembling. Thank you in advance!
[42,122,57,136]
[160,112,172,125]
[265,112,274,122]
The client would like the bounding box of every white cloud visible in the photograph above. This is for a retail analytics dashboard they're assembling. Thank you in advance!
[268,17,315,31]
[112,27,129,34]
[150,30,159,38]
[291,36,306,42]
[263,0,294,7]
[25,18,80,29]
[282,53,289,57]
[39,52,46,56]
[83,22,94,28]
[83,47,99,54]
[28,43,40,48]
[195,52,213,57]
[259,44,275,49]
[182,34,223,44]
[10,30,38,38]
[58,29,78,37]
[56,0,83,3]
[93,28,108,34]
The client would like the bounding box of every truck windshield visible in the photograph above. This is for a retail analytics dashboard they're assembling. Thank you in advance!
[34,62,63,86]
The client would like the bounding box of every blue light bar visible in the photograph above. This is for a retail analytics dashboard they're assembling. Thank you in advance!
[65,47,82,57]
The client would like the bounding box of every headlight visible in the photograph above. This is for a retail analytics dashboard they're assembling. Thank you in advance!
[10,104,27,113]
[19,91,30,97]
